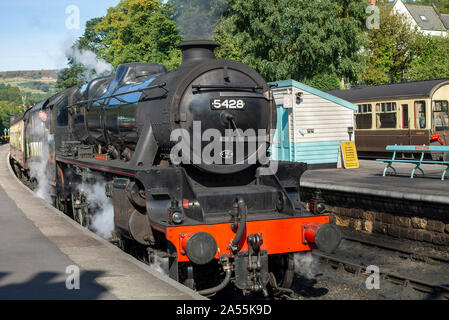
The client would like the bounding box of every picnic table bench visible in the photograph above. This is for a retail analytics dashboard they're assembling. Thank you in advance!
[376,145,449,181]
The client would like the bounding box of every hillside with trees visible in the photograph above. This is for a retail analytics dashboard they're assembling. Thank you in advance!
[0,70,58,80]
[0,69,58,103]
[0,84,35,135]
[0,71,56,135]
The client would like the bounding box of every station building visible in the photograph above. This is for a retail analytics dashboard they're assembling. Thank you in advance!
[270,80,357,168]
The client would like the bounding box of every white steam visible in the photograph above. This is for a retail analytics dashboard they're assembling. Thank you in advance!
[172,0,229,40]
[79,181,115,240]
[29,121,52,204]
[150,256,169,275]
[65,46,114,75]
[63,36,114,81]
[294,252,320,279]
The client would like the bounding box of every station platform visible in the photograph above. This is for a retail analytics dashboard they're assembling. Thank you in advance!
[301,159,449,247]
[0,145,203,300]
[302,159,449,205]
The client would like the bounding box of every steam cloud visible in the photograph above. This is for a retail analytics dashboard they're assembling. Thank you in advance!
[172,0,229,40]
[30,136,115,240]
[150,256,169,275]
[65,46,114,75]
[63,36,114,82]
[294,252,320,279]
[79,181,114,240]
[29,121,52,204]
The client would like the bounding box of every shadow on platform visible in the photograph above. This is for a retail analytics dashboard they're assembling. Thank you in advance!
[0,270,111,300]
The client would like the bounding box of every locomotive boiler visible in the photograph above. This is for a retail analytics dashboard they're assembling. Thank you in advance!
[10,40,341,296]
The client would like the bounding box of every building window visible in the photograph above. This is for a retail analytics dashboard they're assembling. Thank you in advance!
[414,101,426,129]
[433,100,449,131]
[376,102,397,129]
[355,104,372,129]
[420,15,428,22]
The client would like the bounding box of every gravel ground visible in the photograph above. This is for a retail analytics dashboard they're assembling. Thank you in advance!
[291,228,449,300]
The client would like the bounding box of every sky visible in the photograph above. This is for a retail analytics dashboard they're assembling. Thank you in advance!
[0,0,121,72]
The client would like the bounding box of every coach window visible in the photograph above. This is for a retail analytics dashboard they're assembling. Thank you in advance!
[433,100,449,131]
[355,104,372,129]
[414,101,426,129]
[376,102,397,129]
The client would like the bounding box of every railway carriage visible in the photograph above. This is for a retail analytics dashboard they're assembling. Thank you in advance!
[328,79,449,160]
[10,118,25,168]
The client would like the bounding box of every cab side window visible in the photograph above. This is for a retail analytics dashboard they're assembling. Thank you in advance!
[57,97,69,127]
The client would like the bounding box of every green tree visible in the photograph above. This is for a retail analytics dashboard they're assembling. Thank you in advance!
[361,6,420,85]
[56,17,108,90]
[0,101,22,134]
[77,17,106,54]
[305,74,342,92]
[57,1,182,90]
[405,34,449,81]
[214,0,367,88]
[0,85,23,104]
[95,0,182,69]
[56,58,87,90]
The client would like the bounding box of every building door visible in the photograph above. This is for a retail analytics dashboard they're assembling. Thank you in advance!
[274,105,290,161]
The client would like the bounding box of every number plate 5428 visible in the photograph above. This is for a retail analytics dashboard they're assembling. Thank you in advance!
[210,99,246,110]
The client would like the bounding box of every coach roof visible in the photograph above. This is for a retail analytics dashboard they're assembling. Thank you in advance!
[327,78,449,103]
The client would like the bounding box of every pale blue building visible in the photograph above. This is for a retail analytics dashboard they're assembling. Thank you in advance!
[270,80,357,167]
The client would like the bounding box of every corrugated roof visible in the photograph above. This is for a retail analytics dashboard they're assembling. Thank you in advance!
[326,78,449,103]
[441,14,449,29]
[404,4,447,31]
[270,79,358,111]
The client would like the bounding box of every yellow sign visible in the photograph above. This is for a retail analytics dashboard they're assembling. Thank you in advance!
[340,141,359,169]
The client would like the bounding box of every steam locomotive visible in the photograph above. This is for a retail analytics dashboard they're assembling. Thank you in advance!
[9,41,341,296]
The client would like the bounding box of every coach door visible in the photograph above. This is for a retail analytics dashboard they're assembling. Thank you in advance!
[402,104,412,145]
[432,100,449,146]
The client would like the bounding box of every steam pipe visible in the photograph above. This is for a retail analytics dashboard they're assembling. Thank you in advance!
[197,269,232,296]
[230,197,247,251]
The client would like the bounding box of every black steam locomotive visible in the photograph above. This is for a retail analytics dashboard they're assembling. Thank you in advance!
[10,41,341,296]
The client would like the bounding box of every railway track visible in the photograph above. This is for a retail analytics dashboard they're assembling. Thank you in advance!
[313,251,449,299]
[343,236,449,265]
[311,233,449,300]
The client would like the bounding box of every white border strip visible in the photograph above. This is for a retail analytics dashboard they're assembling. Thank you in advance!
[301,180,449,205]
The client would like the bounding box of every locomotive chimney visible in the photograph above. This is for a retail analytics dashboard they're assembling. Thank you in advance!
[177,40,219,65]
